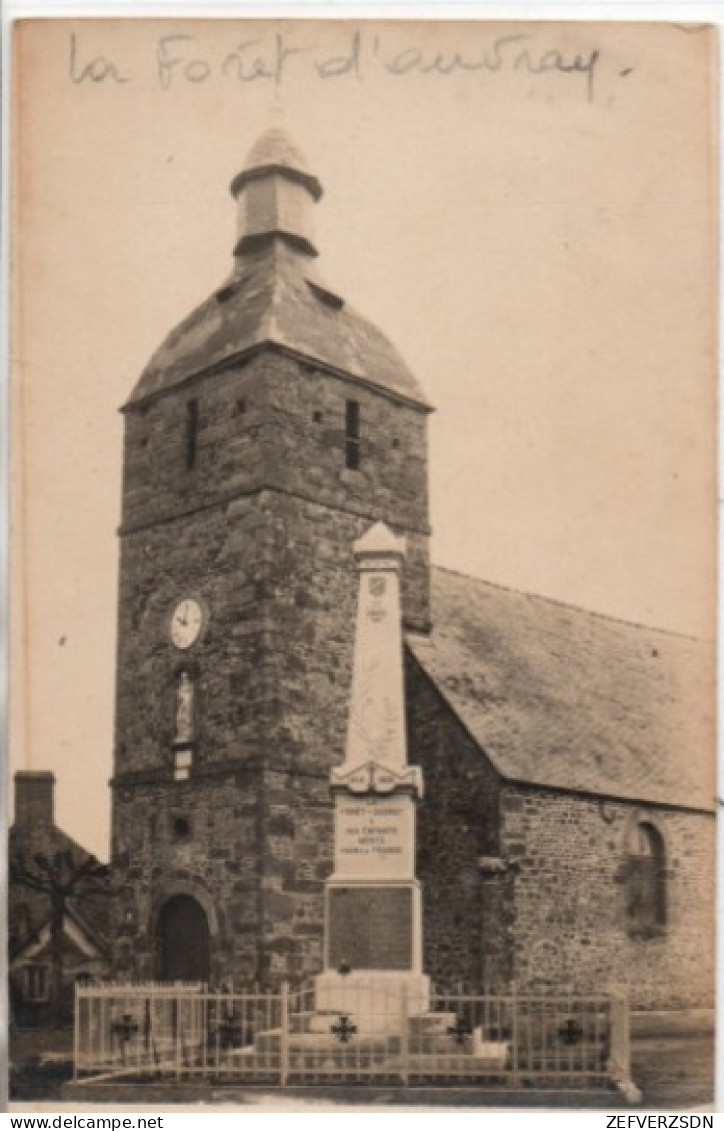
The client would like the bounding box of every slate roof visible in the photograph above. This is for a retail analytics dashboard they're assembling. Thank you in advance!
[128,243,430,408]
[10,902,109,963]
[408,567,715,812]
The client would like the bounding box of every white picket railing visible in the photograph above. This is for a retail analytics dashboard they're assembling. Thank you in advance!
[74,979,634,1095]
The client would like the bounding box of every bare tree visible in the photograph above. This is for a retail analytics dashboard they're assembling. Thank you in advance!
[10,849,109,1022]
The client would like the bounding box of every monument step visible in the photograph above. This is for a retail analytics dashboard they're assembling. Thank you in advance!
[301,1013,401,1036]
[408,1036,510,1062]
[408,1012,457,1035]
[250,1027,403,1054]
[288,1033,401,1053]
[250,1028,284,1055]
[290,1009,347,1033]
[385,1052,510,1076]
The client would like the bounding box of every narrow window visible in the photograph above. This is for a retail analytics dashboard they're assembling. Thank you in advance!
[626,822,666,935]
[185,399,199,470]
[345,399,360,470]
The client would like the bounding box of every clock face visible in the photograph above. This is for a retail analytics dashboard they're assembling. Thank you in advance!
[170,598,204,650]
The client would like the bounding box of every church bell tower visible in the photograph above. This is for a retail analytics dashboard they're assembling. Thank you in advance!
[110,129,432,985]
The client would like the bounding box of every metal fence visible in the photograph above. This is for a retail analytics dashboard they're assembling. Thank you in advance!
[74,979,633,1095]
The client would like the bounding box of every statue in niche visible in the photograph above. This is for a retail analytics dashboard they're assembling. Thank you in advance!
[174,670,196,744]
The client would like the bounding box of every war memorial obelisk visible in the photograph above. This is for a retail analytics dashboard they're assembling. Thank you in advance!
[315,521,430,1031]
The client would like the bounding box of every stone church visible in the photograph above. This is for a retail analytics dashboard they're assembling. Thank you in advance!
[110,128,715,1011]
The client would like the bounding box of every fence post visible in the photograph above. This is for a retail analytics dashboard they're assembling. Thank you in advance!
[400,985,410,1088]
[510,980,519,1086]
[174,995,182,1082]
[280,980,289,1087]
[200,988,207,1076]
[608,993,641,1104]
[609,994,629,1076]
[73,985,80,1081]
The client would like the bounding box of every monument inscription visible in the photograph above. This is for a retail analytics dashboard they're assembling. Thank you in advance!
[335,794,414,877]
[328,887,413,971]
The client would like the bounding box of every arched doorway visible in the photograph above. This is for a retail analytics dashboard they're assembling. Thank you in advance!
[156,894,211,982]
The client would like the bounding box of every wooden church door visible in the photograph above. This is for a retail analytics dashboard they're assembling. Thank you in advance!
[156,894,211,983]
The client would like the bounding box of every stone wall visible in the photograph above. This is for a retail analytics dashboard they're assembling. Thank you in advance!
[111,765,332,983]
[405,652,510,989]
[258,767,331,981]
[120,348,430,630]
[112,345,429,982]
[115,350,430,778]
[112,768,260,981]
[113,499,271,779]
[403,653,714,1009]
[500,785,715,1009]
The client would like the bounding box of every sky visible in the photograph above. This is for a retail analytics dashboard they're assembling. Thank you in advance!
[10,19,717,858]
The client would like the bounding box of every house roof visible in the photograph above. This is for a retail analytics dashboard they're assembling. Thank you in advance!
[408,567,715,812]
[10,904,108,965]
[9,819,95,867]
[9,820,111,953]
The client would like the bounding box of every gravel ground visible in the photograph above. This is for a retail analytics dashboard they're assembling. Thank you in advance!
[9,1029,715,1111]
[631,1036,714,1110]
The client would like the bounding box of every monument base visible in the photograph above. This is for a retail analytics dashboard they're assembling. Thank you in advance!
[314,970,431,1034]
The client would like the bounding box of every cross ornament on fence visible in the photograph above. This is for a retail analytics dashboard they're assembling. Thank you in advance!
[557,1017,584,1046]
[74,983,632,1093]
[447,1016,472,1046]
[331,1015,357,1044]
[111,1013,139,1045]
[216,1014,242,1050]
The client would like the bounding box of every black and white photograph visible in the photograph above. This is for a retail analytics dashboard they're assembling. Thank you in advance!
[7,17,717,1112]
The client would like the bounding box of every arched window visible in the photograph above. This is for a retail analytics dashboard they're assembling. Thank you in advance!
[626,821,667,936]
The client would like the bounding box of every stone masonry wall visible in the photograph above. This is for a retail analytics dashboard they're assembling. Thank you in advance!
[112,769,261,982]
[115,350,430,779]
[262,354,430,632]
[121,348,430,630]
[405,652,510,989]
[501,785,715,1009]
[113,497,272,779]
[258,767,332,982]
[111,765,333,985]
[113,346,429,982]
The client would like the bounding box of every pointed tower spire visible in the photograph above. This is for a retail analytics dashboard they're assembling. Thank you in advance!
[130,127,431,412]
[230,127,322,259]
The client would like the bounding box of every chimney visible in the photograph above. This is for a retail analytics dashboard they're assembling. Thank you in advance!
[14,772,55,832]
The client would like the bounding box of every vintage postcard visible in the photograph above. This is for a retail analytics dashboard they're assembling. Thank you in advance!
[7,17,717,1111]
